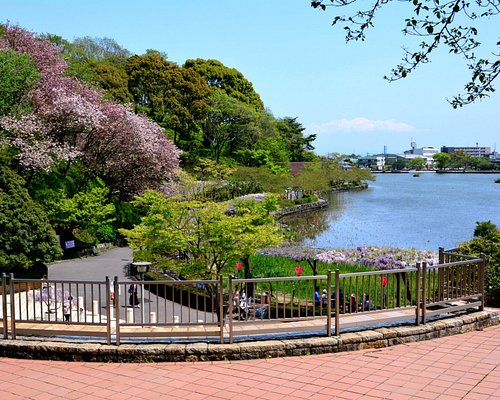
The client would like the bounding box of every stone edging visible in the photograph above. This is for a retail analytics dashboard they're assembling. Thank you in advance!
[0,310,497,363]
[275,198,329,218]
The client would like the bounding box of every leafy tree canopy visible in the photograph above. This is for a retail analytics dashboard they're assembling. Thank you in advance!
[458,221,500,298]
[120,190,283,280]
[202,90,258,162]
[0,165,62,270]
[433,152,452,169]
[42,181,116,245]
[0,49,40,117]
[127,52,212,148]
[312,0,500,107]
[407,156,426,170]
[275,117,317,162]
[184,58,265,111]
[70,36,131,66]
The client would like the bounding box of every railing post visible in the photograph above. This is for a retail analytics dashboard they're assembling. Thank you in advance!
[422,262,427,325]
[438,247,444,301]
[105,276,111,345]
[114,276,120,346]
[326,270,332,337]
[2,273,8,339]
[396,272,401,308]
[219,275,225,344]
[228,275,234,344]
[9,274,16,339]
[479,254,486,311]
[335,269,340,336]
[415,263,421,326]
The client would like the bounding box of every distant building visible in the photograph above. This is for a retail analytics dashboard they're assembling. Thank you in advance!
[403,142,439,166]
[490,152,500,163]
[358,154,399,171]
[441,146,491,158]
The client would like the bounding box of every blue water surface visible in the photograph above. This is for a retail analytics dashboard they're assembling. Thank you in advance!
[292,172,500,251]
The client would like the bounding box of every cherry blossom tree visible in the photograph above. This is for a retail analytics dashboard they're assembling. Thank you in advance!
[0,24,180,195]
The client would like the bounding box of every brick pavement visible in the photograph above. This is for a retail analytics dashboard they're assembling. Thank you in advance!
[0,324,498,400]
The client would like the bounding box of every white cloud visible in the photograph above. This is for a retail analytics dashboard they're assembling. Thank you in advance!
[310,117,417,134]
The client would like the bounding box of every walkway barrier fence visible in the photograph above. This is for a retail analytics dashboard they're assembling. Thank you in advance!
[0,248,485,344]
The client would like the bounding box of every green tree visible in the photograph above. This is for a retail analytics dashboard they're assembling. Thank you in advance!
[312,1,500,107]
[43,182,116,245]
[93,63,133,103]
[228,166,291,195]
[391,156,407,171]
[184,58,264,111]
[320,158,374,188]
[408,157,426,170]
[0,49,40,116]
[229,110,292,170]
[45,35,132,88]
[275,117,317,162]
[0,165,62,271]
[470,156,495,171]
[251,111,291,168]
[192,158,235,181]
[290,163,330,195]
[202,90,258,162]
[450,150,474,169]
[127,52,211,148]
[474,220,498,239]
[120,191,283,280]
[70,36,131,67]
[231,195,284,279]
[433,152,451,169]
[458,221,500,299]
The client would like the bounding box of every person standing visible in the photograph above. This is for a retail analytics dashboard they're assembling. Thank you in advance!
[129,284,139,307]
[63,296,73,323]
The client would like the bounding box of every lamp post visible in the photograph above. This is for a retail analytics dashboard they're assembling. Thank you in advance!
[133,262,151,324]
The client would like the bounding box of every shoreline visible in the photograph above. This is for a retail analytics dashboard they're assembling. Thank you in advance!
[276,183,369,219]
[372,170,500,174]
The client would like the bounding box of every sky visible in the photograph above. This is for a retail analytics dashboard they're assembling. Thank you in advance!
[2,0,499,156]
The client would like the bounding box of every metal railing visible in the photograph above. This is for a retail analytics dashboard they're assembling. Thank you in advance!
[0,250,485,344]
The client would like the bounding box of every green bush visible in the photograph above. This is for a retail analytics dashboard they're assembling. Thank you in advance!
[96,224,116,243]
[457,221,500,299]
[293,194,318,205]
[0,165,62,271]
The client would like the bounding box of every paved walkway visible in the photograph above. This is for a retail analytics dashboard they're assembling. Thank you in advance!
[1,323,498,399]
[48,247,133,281]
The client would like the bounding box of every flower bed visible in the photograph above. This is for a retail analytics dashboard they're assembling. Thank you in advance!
[316,246,438,270]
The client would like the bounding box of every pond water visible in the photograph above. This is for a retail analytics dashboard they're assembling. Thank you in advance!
[283,172,500,251]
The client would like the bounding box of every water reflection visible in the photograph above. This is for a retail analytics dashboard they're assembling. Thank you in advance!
[280,191,354,242]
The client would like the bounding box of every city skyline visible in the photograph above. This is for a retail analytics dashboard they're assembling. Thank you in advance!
[352,141,496,157]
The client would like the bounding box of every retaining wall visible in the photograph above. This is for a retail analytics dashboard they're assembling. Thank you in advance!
[0,309,497,363]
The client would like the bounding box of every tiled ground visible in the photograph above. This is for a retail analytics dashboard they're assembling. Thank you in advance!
[0,324,498,400]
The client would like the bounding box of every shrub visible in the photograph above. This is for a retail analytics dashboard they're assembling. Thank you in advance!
[96,224,116,243]
[457,221,500,299]
[0,165,62,271]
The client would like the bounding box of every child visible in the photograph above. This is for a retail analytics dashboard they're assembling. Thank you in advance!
[63,298,72,323]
